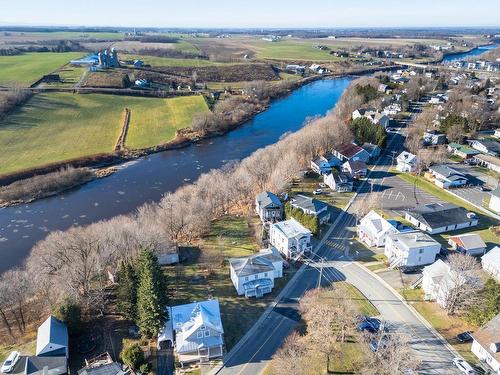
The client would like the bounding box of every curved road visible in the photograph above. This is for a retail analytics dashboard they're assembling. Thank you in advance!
[215,108,462,375]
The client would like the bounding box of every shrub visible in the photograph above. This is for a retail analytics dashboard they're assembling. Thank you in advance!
[139,363,151,374]
[120,343,145,370]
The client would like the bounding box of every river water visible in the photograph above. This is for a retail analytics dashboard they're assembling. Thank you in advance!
[442,44,497,63]
[0,77,353,273]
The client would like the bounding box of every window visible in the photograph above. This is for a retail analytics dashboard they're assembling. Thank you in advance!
[204,330,210,337]
[419,249,424,254]
[264,272,268,277]
[197,331,203,338]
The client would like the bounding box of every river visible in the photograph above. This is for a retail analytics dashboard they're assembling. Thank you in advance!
[442,43,497,63]
[0,77,353,273]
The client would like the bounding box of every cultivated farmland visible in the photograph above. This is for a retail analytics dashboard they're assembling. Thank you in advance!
[125,95,209,149]
[0,93,209,175]
[0,52,84,86]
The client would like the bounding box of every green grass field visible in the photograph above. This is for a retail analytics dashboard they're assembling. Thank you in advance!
[0,93,209,175]
[0,52,84,86]
[125,95,209,149]
[254,39,341,60]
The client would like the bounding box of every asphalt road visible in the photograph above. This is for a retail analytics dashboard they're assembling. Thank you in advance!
[215,108,462,375]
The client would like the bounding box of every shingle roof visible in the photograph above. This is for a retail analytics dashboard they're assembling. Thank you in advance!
[407,203,475,229]
[344,160,367,171]
[491,187,500,198]
[229,255,275,277]
[271,218,311,239]
[291,194,328,215]
[449,233,486,251]
[25,356,67,375]
[389,231,439,249]
[256,192,282,209]
[36,316,68,357]
[482,246,500,271]
[397,151,417,164]
[429,164,467,181]
[335,143,365,159]
[471,313,500,364]
[78,362,127,375]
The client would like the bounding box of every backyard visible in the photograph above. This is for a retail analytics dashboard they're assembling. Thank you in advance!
[0,52,84,86]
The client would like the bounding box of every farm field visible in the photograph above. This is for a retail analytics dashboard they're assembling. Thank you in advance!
[0,93,209,175]
[110,39,199,54]
[125,95,209,149]
[122,53,222,67]
[0,52,83,86]
[0,31,125,43]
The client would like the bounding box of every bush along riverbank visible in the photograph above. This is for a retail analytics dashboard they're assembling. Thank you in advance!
[0,166,115,208]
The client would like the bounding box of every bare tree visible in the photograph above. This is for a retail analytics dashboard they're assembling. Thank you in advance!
[271,331,309,375]
[442,253,482,315]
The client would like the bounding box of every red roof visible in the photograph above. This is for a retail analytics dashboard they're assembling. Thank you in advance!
[336,143,364,159]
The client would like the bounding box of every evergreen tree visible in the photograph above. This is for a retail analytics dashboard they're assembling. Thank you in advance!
[116,262,138,322]
[136,249,168,338]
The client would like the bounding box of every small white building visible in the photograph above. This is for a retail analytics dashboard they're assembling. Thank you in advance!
[471,314,500,374]
[36,316,69,358]
[489,187,500,214]
[427,164,468,189]
[396,151,417,172]
[229,248,283,298]
[482,246,500,281]
[269,219,312,260]
[324,172,353,192]
[357,210,399,248]
[421,259,452,308]
[384,231,441,268]
[448,233,486,256]
[474,154,500,174]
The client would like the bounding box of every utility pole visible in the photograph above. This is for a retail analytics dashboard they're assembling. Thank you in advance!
[316,257,324,289]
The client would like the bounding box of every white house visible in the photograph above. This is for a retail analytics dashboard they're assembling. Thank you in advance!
[396,151,417,172]
[471,314,500,374]
[342,160,367,179]
[36,316,69,358]
[384,231,441,268]
[494,129,500,139]
[255,192,283,223]
[405,203,478,234]
[448,233,486,256]
[482,246,500,282]
[357,210,399,248]
[290,194,331,225]
[489,187,500,214]
[423,130,447,146]
[310,152,341,175]
[421,259,452,307]
[159,299,224,367]
[332,143,370,163]
[469,139,500,156]
[352,108,390,128]
[427,164,468,189]
[229,248,283,298]
[474,154,500,174]
[269,219,312,260]
[324,172,353,192]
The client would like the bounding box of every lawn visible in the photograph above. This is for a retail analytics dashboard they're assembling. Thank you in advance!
[402,288,478,363]
[0,339,36,362]
[0,52,84,86]
[0,93,208,175]
[125,95,209,149]
[336,282,379,317]
[163,216,298,351]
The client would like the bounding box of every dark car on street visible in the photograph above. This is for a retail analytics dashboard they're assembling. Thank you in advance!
[357,317,382,333]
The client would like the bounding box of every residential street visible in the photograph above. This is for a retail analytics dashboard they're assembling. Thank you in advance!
[215,107,462,375]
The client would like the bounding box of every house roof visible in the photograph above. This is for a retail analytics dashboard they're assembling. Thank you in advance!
[360,211,397,238]
[330,172,353,184]
[471,313,500,364]
[481,246,500,270]
[78,362,127,375]
[291,194,328,215]
[36,316,68,357]
[25,356,67,375]
[362,143,380,154]
[389,230,439,250]
[429,164,467,181]
[475,154,500,167]
[229,254,281,277]
[406,203,476,229]
[423,259,449,278]
[473,139,500,154]
[271,218,311,239]
[449,233,486,251]
[335,143,365,159]
[171,299,224,354]
[448,143,479,155]
[397,151,417,164]
[256,192,282,209]
[344,160,367,171]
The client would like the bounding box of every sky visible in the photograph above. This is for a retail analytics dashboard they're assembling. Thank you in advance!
[0,0,499,28]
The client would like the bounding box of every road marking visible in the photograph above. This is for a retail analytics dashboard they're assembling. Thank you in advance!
[236,316,286,375]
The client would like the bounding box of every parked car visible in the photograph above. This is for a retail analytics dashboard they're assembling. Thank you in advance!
[357,317,382,333]
[456,331,473,343]
[1,351,20,373]
[313,189,322,195]
[400,266,421,274]
[452,358,476,374]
